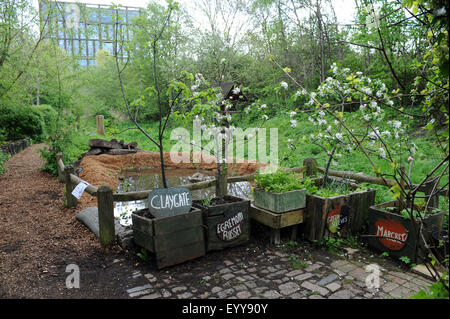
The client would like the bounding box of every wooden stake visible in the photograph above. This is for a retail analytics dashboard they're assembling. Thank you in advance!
[97,185,115,246]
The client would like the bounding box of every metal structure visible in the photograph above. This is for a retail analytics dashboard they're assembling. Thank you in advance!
[38,1,143,66]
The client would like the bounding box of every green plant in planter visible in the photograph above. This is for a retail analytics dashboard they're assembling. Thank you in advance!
[254,169,304,193]
[253,169,306,213]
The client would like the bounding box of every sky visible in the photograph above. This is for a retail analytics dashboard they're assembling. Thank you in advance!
[31,0,358,27]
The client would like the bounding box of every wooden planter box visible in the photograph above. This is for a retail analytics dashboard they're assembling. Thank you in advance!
[193,195,250,252]
[367,200,445,264]
[303,181,376,242]
[131,207,205,269]
[253,188,306,213]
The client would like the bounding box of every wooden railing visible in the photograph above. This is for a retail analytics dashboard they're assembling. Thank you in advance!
[57,154,448,247]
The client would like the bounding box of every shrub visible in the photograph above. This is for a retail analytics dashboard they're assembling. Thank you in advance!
[0,152,9,176]
[254,169,304,193]
[0,105,45,141]
[30,104,58,134]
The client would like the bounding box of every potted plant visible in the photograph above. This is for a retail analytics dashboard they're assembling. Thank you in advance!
[367,199,445,264]
[302,175,376,242]
[253,169,306,213]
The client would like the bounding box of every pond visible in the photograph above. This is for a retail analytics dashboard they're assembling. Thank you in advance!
[114,168,252,226]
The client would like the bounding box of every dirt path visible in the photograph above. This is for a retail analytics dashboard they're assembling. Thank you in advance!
[0,144,133,298]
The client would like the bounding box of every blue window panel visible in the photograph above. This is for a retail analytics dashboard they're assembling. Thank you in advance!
[67,40,72,55]
[87,24,99,40]
[73,40,79,55]
[103,42,114,55]
[102,10,113,23]
[80,40,87,56]
[89,10,98,22]
[109,26,115,40]
[88,40,95,57]
[58,39,65,50]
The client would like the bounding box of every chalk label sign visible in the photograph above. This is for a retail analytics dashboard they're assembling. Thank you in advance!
[327,204,350,234]
[216,211,244,241]
[148,187,192,218]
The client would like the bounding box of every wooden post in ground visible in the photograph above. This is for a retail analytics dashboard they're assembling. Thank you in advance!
[96,115,105,136]
[56,152,64,183]
[303,158,318,177]
[97,185,115,246]
[64,165,78,207]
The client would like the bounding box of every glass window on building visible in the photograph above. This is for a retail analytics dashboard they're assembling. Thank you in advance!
[103,42,114,55]
[58,39,65,51]
[88,8,99,23]
[58,23,65,38]
[73,40,79,56]
[80,40,87,57]
[88,40,95,57]
[128,10,139,23]
[102,9,113,23]
[67,40,72,56]
[87,24,99,40]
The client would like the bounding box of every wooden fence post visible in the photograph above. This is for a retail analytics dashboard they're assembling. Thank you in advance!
[64,165,78,207]
[56,152,64,183]
[303,158,318,177]
[96,115,106,136]
[97,185,115,246]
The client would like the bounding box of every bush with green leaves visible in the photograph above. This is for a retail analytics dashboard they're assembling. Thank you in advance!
[39,117,91,175]
[30,104,58,134]
[0,105,45,141]
[0,152,10,176]
[254,169,304,193]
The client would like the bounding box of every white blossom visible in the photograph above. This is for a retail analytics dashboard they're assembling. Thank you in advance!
[290,119,297,127]
[378,147,386,159]
[232,87,241,95]
[281,81,288,89]
[318,110,325,118]
[290,111,297,117]
[392,120,402,129]
[263,114,269,120]
[335,133,343,141]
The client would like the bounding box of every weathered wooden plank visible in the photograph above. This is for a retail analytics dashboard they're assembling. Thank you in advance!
[133,228,155,253]
[97,185,115,246]
[249,205,280,228]
[64,165,78,208]
[153,209,203,235]
[153,227,204,251]
[155,241,205,269]
[70,173,98,196]
[279,209,304,228]
[249,204,304,229]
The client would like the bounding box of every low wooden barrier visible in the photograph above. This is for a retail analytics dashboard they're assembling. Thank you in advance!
[0,138,31,157]
[57,155,447,247]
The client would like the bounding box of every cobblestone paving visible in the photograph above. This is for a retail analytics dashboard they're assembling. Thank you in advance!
[119,239,433,300]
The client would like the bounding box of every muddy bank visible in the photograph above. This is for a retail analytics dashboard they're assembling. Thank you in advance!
[78,152,266,191]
